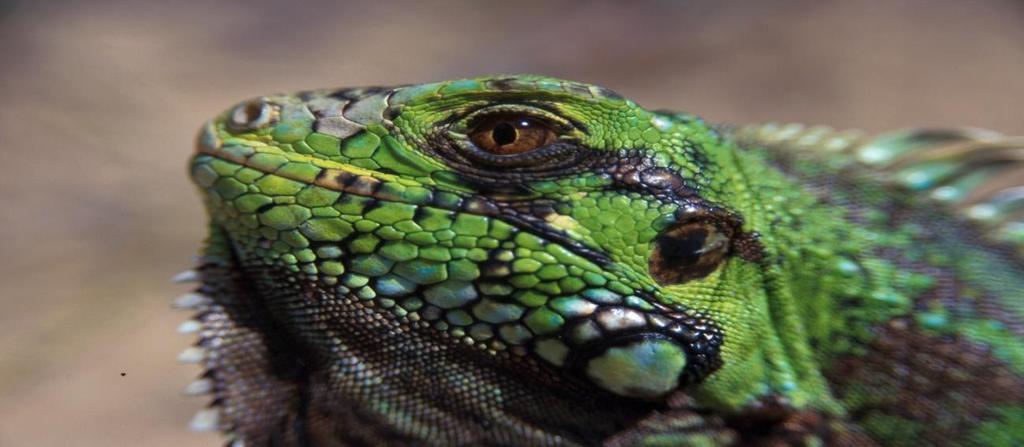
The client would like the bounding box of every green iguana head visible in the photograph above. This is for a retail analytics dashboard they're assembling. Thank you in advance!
[189,75,833,437]
[185,74,1024,445]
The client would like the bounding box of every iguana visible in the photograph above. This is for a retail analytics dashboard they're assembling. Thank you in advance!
[175,75,1024,446]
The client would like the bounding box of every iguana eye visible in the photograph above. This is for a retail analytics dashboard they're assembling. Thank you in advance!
[469,114,557,155]
[649,220,732,285]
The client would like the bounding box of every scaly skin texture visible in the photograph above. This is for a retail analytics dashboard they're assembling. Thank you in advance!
[181,75,1024,446]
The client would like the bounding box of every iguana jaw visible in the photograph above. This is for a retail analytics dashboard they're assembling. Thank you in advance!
[194,120,727,400]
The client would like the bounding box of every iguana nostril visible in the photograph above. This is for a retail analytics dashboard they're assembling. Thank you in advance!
[228,100,278,131]
[649,220,732,285]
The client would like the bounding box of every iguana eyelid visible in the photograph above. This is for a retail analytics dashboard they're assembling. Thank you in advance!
[453,104,576,135]
[433,105,585,167]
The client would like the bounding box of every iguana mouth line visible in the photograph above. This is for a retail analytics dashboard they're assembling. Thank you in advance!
[198,140,619,267]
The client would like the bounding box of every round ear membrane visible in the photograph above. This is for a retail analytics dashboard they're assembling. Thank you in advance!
[469,114,557,155]
[649,220,732,285]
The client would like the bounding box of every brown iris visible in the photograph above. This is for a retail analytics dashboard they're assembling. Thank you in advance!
[469,115,557,155]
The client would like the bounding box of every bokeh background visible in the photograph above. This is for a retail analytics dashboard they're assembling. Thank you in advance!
[0,0,1021,445]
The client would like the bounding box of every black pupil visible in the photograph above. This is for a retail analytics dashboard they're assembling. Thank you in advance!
[492,122,518,146]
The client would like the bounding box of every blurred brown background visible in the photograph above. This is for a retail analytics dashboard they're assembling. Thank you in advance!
[0,0,1021,445]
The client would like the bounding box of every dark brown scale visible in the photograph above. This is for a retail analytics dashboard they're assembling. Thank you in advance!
[825,319,1024,445]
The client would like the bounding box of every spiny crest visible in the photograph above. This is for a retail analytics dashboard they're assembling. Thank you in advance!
[732,123,1024,256]
[171,262,232,443]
